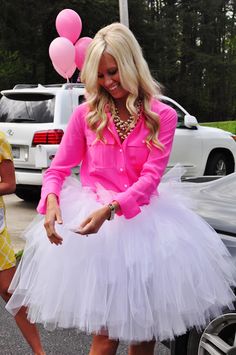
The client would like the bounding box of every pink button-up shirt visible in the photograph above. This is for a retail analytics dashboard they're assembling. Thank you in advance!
[37,99,177,219]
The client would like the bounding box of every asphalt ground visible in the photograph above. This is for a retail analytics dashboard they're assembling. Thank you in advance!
[1,194,170,355]
[5,194,37,253]
[0,299,170,354]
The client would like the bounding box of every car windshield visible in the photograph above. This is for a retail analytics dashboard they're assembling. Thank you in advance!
[0,93,55,123]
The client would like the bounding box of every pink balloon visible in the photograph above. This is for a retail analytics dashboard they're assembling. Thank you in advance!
[75,37,93,70]
[56,9,82,44]
[53,62,76,80]
[49,37,75,78]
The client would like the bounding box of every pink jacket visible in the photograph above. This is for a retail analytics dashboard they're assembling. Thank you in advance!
[37,99,177,219]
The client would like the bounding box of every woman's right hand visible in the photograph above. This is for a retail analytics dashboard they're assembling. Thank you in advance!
[44,193,63,245]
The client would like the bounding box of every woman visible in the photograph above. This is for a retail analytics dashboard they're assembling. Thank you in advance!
[7,23,236,355]
[0,131,45,354]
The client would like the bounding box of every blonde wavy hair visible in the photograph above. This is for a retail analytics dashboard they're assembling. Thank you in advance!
[81,22,162,148]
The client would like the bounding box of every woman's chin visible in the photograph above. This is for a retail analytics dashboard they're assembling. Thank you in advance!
[109,89,129,100]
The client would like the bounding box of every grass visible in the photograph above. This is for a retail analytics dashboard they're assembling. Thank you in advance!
[15,249,23,263]
[200,121,236,134]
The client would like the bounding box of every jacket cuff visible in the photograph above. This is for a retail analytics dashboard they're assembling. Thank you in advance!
[114,193,141,219]
[37,186,60,214]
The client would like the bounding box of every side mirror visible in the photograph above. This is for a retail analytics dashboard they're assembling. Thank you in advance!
[184,114,198,128]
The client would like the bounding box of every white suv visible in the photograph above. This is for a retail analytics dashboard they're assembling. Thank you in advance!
[0,83,235,201]
[0,83,84,200]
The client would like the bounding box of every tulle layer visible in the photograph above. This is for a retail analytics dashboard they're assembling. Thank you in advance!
[6,176,236,342]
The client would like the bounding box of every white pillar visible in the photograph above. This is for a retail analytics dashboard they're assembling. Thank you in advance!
[119,0,129,27]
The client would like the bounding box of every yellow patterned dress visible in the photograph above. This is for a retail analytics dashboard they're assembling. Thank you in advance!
[0,132,16,271]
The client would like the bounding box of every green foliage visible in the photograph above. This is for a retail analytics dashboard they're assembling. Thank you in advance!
[15,248,24,263]
[144,0,236,121]
[0,50,32,90]
[0,0,235,120]
[201,121,236,134]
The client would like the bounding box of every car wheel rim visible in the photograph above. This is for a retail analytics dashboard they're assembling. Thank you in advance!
[216,159,227,175]
[198,313,236,354]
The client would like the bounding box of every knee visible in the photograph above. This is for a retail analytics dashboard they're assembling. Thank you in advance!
[129,340,156,355]
[0,287,11,302]
[100,339,117,355]
[90,335,119,355]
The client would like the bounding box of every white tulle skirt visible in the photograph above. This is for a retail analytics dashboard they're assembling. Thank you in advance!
[6,174,236,342]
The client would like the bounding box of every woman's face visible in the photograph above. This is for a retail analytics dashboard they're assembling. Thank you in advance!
[97,52,129,100]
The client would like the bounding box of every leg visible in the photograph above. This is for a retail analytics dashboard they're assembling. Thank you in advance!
[89,334,119,355]
[0,267,45,355]
[128,340,156,355]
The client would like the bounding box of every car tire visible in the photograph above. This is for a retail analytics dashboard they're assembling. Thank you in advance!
[15,185,41,202]
[170,330,202,355]
[205,152,234,176]
[170,333,189,355]
[170,311,236,355]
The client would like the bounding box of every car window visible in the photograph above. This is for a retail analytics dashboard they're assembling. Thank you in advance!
[78,95,85,105]
[0,94,55,123]
[161,100,185,128]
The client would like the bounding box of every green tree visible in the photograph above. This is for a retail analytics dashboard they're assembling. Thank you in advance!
[0,0,235,120]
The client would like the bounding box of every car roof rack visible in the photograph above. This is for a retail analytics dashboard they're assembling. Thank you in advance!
[13,84,38,89]
[44,83,84,89]
[13,83,84,90]
[43,84,67,88]
[63,83,84,89]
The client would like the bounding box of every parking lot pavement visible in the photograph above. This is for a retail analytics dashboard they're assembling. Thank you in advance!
[0,297,96,355]
[0,298,170,355]
[5,194,37,252]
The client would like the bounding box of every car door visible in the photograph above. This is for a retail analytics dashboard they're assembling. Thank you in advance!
[162,99,203,177]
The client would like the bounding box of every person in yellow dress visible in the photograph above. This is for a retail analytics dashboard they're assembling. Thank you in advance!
[0,131,45,354]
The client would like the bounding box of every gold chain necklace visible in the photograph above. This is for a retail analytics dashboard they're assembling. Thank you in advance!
[112,100,142,141]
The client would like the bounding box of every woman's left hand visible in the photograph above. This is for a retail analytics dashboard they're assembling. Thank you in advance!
[75,206,111,236]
